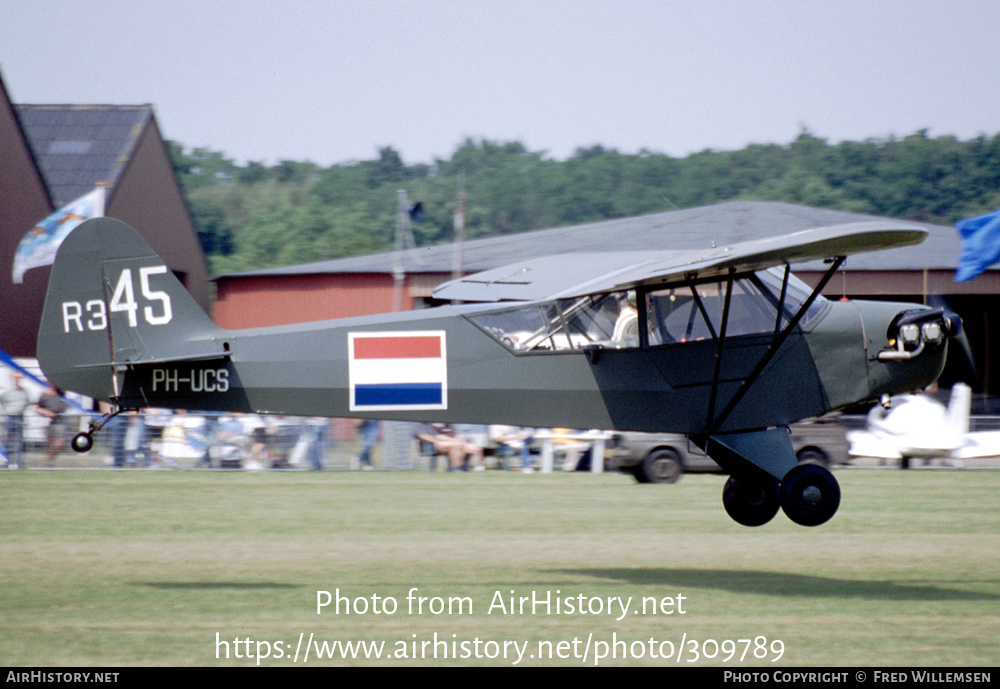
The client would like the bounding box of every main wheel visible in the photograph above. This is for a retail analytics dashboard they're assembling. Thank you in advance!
[722,475,780,526]
[635,448,683,484]
[779,463,840,526]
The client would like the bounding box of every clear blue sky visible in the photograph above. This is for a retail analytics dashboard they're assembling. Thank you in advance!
[2,0,998,166]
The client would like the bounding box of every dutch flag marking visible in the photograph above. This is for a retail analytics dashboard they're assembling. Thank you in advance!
[348,331,448,411]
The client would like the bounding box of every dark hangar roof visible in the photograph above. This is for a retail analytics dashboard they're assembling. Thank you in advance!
[220,201,966,279]
[16,104,152,207]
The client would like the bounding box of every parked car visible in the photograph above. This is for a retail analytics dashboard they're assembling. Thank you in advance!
[606,416,850,483]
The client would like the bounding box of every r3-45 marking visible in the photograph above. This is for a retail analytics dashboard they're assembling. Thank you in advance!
[61,265,173,333]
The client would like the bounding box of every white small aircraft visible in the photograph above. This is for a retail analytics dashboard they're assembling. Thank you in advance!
[847,383,1000,467]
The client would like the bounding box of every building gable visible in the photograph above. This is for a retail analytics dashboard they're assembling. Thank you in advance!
[1,81,209,357]
[16,104,153,207]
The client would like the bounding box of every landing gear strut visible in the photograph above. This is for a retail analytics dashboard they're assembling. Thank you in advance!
[70,406,135,453]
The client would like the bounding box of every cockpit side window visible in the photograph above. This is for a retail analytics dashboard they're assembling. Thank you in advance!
[470,303,568,351]
[467,269,827,353]
[560,291,639,349]
[645,270,827,346]
[646,287,711,344]
[468,290,638,352]
[646,279,775,344]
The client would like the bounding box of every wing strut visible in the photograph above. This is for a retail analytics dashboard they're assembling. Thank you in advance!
[772,266,791,336]
[707,257,846,433]
[706,268,736,428]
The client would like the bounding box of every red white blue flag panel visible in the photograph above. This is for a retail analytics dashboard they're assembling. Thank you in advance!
[348,331,448,411]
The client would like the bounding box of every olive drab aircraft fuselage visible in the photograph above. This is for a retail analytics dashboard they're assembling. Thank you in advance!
[37,218,959,527]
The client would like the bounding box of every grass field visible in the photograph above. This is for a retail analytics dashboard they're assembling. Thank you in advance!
[1,467,998,666]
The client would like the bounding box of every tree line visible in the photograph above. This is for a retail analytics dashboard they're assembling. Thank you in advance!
[167,129,1000,276]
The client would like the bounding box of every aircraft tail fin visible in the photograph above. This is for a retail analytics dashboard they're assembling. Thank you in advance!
[945,382,972,436]
[37,218,228,402]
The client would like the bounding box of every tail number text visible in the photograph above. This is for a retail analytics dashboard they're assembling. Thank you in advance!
[152,368,230,393]
[62,266,173,333]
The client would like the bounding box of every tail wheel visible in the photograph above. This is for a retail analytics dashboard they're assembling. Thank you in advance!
[71,433,94,453]
[722,475,780,526]
[779,463,840,526]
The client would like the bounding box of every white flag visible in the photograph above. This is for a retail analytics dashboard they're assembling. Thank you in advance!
[12,186,105,284]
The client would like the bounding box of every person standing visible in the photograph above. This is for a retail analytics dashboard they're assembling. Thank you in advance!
[354,418,380,470]
[35,386,69,468]
[1,373,30,469]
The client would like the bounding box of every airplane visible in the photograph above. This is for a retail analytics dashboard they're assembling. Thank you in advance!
[847,383,1000,468]
[35,217,961,527]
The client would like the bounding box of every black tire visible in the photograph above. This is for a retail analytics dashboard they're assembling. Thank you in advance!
[796,447,829,466]
[722,475,780,526]
[635,448,683,484]
[71,433,94,453]
[779,463,840,526]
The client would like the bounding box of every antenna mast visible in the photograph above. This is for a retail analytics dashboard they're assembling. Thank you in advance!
[452,170,466,285]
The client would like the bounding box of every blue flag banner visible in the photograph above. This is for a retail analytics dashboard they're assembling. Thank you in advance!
[407,201,424,222]
[12,186,105,284]
[0,348,50,389]
[955,208,1000,282]
[0,348,90,413]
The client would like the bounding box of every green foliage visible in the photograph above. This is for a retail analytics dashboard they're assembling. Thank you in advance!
[166,130,1000,276]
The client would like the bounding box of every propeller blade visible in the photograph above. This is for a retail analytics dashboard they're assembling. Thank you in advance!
[928,295,977,384]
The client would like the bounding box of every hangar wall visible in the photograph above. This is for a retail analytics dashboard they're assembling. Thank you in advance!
[214,273,402,329]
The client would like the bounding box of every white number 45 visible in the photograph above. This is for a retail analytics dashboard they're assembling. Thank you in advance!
[110,266,173,327]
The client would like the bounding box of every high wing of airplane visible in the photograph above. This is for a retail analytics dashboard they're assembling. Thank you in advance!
[37,217,960,527]
[847,383,1000,467]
